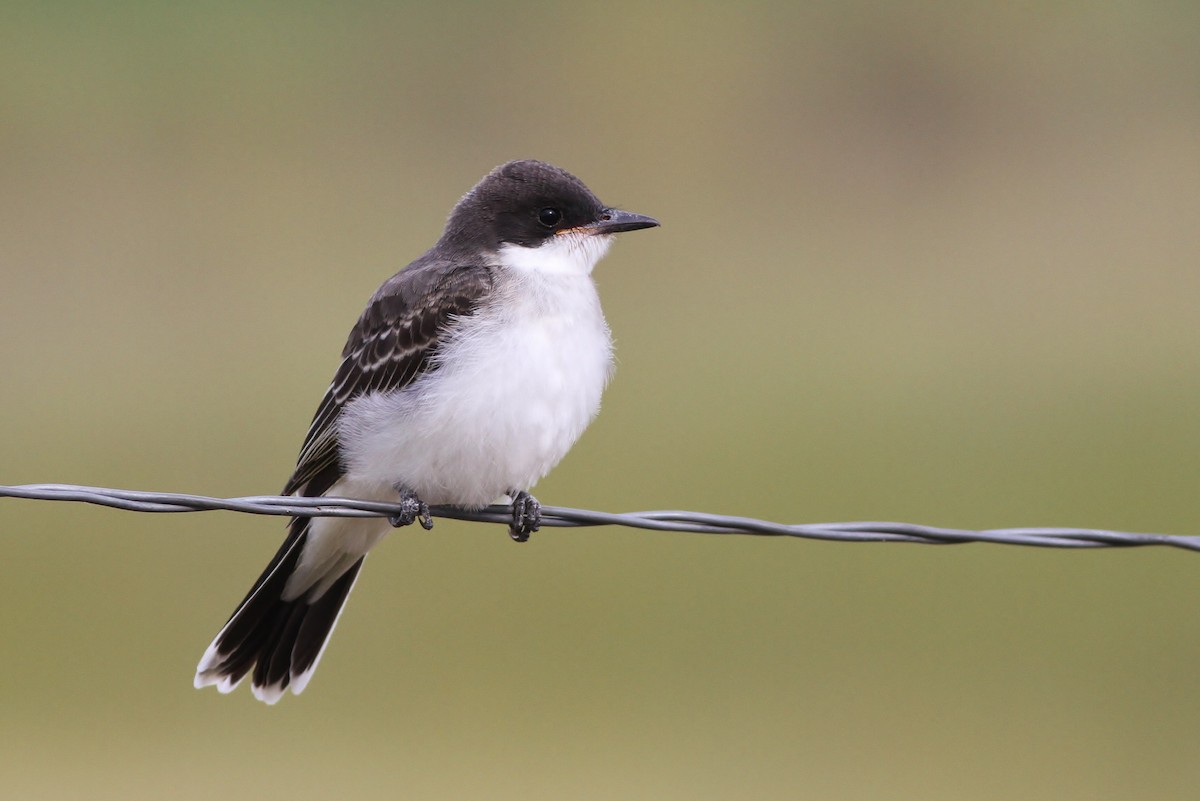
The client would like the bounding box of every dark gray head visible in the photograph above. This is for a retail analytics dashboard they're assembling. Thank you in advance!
[440,160,659,255]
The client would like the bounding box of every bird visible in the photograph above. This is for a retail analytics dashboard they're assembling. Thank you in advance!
[193,159,659,703]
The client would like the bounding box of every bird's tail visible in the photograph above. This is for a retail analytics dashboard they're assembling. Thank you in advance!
[194,517,366,704]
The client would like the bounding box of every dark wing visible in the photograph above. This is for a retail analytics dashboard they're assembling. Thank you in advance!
[282,261,494,498]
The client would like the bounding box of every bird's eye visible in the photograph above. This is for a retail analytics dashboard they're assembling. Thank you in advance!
[537,207,562,228]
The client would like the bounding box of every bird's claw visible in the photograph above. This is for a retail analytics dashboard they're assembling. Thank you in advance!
[508,490,541,543]
[389,485,434,530]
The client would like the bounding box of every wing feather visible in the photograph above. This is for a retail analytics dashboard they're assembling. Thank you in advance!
[283,261,494,498]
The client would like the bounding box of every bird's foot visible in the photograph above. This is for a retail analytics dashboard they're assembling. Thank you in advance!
[389,485,434,530]
[508,490,541,543]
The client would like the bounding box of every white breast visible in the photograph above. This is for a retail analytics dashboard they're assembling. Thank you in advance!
[336,247,615,507]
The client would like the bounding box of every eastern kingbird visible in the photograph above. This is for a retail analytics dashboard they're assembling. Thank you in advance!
[194,160,658,703]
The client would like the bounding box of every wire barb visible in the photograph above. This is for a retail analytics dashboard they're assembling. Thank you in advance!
[2,483,1198,553]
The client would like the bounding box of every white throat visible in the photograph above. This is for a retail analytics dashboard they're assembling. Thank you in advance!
[497,231,614,277]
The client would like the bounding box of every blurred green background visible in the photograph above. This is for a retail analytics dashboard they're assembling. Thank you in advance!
[2,2,1199,799]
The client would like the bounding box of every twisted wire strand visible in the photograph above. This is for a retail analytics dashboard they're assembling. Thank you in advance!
[2,483,1197,553]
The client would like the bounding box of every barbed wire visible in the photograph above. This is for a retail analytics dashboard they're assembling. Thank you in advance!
[2,483,1197,553]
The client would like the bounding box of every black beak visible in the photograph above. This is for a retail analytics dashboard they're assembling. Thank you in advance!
[583,208,660,235]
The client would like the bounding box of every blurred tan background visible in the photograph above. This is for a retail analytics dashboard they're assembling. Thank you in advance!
[2,2,1199,799]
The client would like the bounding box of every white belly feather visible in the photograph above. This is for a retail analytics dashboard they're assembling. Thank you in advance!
[337,267,613,506]
[284,234,615,601]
